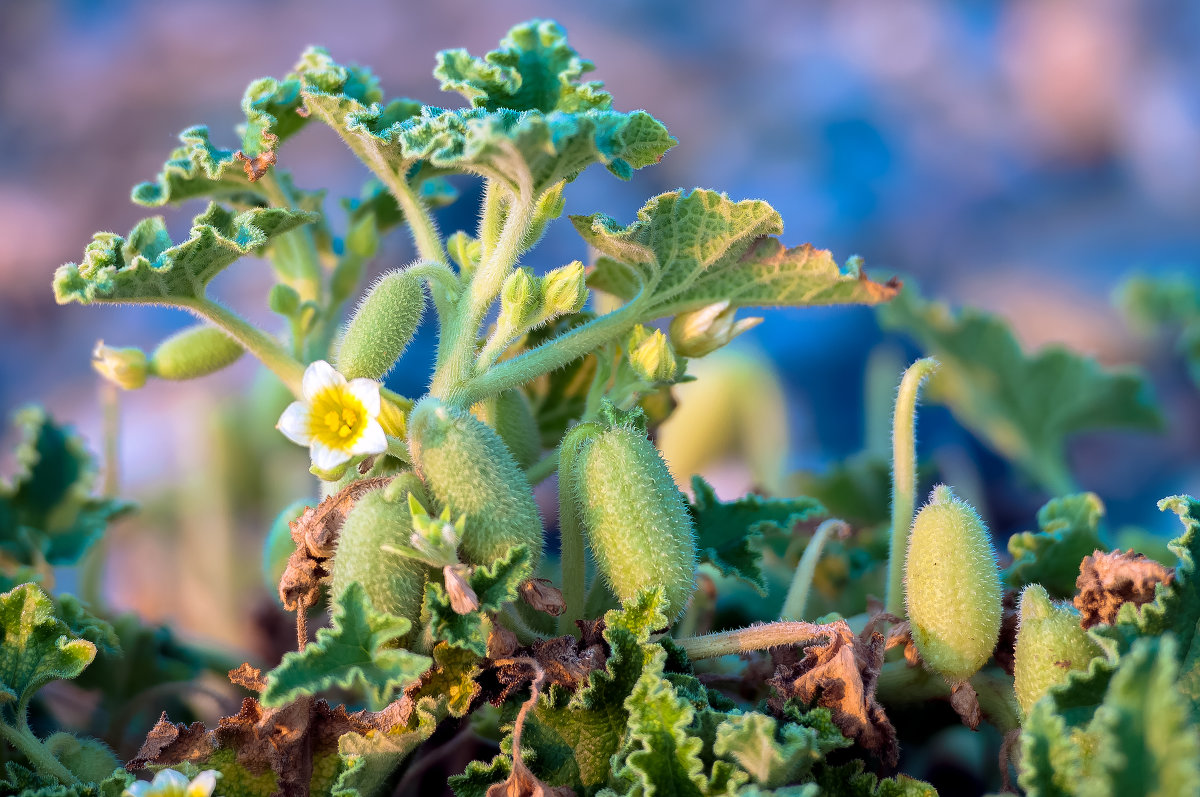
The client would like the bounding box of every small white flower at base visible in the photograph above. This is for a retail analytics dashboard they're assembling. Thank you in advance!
[276,360,387,469]
[124,768,219,797]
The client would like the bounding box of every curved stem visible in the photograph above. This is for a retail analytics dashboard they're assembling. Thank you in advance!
[674,620,835,660]
[406,261,460,322]
[185,298,306,396]
[258,171,323,304]
[500,604,551,645]
[525,449,560,486]
[885,357,940,617]
[780,519,848,621]
[0,722,80,786]
[555,423,603,635]
[388,172,449,268]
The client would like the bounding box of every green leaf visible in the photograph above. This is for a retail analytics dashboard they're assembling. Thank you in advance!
[1005,493,1106,598]
[791,454,894,531]
[53,203,316,307]
[261,582,431,710]
[575,190,899,321]
[0,583,96,708]
[131,126,264,208]
[334,696,443,797]
[811,761,938,796]
[0,407,132,567]
[688,476,825,593]
[0,766,133,797]
[713,710,845,789]
[879,287,1163,494]
[423,544,532,657]
[435,19,612,113]
[1116,273,1200,387]
[52,595,118,657]
[1018,700,1081,797]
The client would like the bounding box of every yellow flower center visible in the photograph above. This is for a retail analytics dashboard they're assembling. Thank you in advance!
[310,386,367,449]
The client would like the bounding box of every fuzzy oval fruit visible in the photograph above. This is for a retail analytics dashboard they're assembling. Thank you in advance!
[329,474,430,625]
[472,390,541,470]
[262,499,311,602]
[336,270,424,381]
[407,397,544,567]
[904,485,1002,682]
[148,325,244,380]
[1013,583,1102,718]
[575,425,697,622]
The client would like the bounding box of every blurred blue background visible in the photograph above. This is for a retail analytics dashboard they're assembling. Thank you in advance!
[0,0,1197,647]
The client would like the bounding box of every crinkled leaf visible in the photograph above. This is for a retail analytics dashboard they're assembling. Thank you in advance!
[811,761,937,796]
[450,755,511,797]
[713,710,846,789]
[435,19,611,113]
[423,545,532,657]
[0,407,132,567]
[688,476,825,593]
[575,190,899,321]
[0,583,96,707]
[334,696,443,797]
[1018,700,1081,797]
[1005,493,1106,598]
[0,765,134,797]
[131,126,265,208]
[261,582,431,710]
[879,287,1163,493]
[53,594,119,656]
[54,203,316,306]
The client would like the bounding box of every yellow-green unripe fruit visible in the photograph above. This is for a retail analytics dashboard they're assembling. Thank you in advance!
[329,474,430,626]
[472,390,541,470]
[148,325,244,380]
[574,426,698,622]
[904,485,1002,682]
[407,397,544,567]
[45,733,119,784]
[1014,583,1102,719]
[336,270,424,380]
[263,499,311,601]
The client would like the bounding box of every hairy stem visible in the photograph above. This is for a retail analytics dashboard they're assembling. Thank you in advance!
[0,722,80,787]
[186,298,306,396]
[258,172,323,304]
[885,357,940,617]
[555,423,603,635]
[525,449,560,486]
[674,620,835,660]
[780,519,848,621]
[406,261,460,322]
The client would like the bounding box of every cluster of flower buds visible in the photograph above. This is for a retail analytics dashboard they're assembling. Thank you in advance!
[626,324,680,383]
[380,494,479,615]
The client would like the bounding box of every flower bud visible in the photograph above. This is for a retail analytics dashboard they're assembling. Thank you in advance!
[336,270,424,381]
[268,283,301,317]
[668,301,763,358]
[407,397,544,568]
[627,325,679,383]
[444,564,480,615]
[519,578,565,617]
[148,326,244,381]
[92,341,148,390]
[521,181,566,251]
[904,485,1002,682]
[1014,583,1102,718]
[572,424,697,622]
[447,231,481,278]
[499,267,543,330]
[540,261,588,319]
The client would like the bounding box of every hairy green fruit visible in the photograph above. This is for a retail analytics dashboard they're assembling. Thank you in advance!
[329,474,430,627]
[263,499,311,601]
[45,732,120,784]
[573,425,697,622]
[148,324,245,380]
[336,270,425,380]
[1013,583,1102,718]
[904,485,1002,682]
[407,397,544,567]
[472,389,541,470]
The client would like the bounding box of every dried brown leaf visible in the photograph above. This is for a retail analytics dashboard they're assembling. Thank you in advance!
[519,579,566,617]
[228,662,267,693]
[949,681,981,730]
[1074,548,1173,628]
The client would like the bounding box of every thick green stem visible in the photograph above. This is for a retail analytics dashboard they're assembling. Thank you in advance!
[525,449,560,486]
[885,357,940,617]
[0,722,80,787]
[555,423,603,635]
[675,620,835,660]
[406,261,460,322]
[258,172,323,304]
[388,173,449,268]
[780,519,848,621]
[186,298,306,396]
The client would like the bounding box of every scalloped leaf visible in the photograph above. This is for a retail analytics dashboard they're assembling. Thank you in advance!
[688,476,826,593]
[811,761,937,796]
[334,695,443,797]
[0,583,96,708]
[0,407,132,567]
[575,189,899,321]
[261,582,431,710]
[423,545,532,657]
[0,764,133,797]
[131,126,265,208]
[54,203,316,307]
[1005,493,1106,598]
[879,287,1163,493]
[714,710,846,789]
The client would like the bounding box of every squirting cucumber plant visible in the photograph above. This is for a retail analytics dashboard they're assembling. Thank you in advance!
[0,16,1194,797]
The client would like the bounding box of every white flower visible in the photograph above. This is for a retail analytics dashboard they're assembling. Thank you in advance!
[276,360,387,469]
[124,769,219,797]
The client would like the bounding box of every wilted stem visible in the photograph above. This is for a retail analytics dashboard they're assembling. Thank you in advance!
[780,518,848,621]
[674,620,834,660]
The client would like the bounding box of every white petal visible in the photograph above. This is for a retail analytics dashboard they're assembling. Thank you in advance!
[302,360,344,401]
[349,418,387,456]
[276,401,313,446]
[346,378,382,417]
[152,769,190,793]
[311,441,351,471]
[186,771,220,797]
[124,782,151,797]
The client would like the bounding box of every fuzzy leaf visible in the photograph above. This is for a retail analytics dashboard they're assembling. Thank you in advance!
[261,582,431,710]
[575,190,899,321]
[334,696,443,797]
[879,288,1163,493]
[131,126,264,207]
[53,595,119,656]
[688,476,825,593]
[811,762,937,796]
[0,765,134,797]
[424,545,532,657]
[1018,700,1081,797]
[713,710,845,789]
[54,203,316,307]
[0,583,96,708]
[435,19,611,112]
[1005,493,1106,598]
[0,407,132,567]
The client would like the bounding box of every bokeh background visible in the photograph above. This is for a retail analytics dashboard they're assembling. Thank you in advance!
[2,0,1198,681]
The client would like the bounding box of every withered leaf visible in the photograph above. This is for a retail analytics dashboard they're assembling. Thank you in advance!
[1074,548,1174,628]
